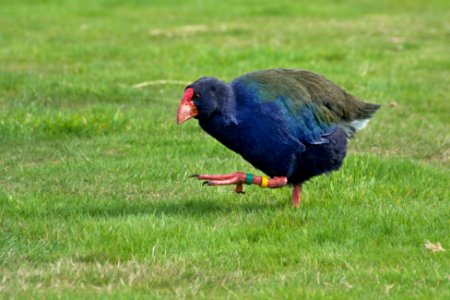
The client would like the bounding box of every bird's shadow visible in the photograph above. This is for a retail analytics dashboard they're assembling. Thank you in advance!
[57,196,289,219]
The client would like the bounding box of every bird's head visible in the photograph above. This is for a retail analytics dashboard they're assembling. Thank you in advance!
[177,77,232,125]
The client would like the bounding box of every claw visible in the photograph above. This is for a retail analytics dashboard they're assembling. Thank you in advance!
[190,174,199,178]
[202,181,210,186]
[235,183,244,194]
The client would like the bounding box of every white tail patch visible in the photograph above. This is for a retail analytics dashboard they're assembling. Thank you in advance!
[342,119,370,138]
[351,119,370,131]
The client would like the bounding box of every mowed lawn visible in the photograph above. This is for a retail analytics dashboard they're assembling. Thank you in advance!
[0,0,449,298]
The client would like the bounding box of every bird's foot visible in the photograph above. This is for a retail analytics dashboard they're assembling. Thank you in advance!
[191,172,287,194]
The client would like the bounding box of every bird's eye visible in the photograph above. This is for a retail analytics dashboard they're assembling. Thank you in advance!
[193,93,200,100]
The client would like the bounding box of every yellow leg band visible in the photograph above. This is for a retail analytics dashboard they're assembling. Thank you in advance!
[260,176,269,188]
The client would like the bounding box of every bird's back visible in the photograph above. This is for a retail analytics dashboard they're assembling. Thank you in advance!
[233,69,380,138]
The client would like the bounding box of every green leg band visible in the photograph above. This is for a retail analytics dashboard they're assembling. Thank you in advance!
[245,173,253,185]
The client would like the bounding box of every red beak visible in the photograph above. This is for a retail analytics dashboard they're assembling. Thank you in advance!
[177,87,198,125]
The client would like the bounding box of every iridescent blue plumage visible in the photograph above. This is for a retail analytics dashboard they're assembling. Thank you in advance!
[186,69,380,184]
[232,78,336,145]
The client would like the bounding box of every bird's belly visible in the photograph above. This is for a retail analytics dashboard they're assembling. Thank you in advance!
[202,120,300,178]
[238,138,297,177]
[203,121,348,184]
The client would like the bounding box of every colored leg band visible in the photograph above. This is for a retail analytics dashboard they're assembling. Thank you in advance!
[260,176,269,188]
[245,173,253,185]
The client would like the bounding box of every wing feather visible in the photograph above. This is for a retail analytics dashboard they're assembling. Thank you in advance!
[232,69,380,140]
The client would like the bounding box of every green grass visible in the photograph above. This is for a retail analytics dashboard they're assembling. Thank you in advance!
[0,0,449,298]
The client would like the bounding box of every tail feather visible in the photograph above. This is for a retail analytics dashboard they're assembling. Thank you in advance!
[355,102,381,120]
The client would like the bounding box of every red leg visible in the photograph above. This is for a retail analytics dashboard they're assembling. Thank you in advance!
[292,184,302,208]
[191,172,287,193]
[191,172,243,181]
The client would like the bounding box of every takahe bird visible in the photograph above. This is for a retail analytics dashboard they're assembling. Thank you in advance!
[177,69,380,207]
